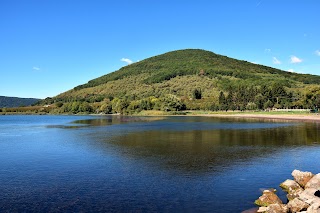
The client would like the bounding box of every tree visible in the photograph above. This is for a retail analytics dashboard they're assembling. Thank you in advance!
[218,91,227,111]
[264,100,274,110]
[271,83,287,105]
[99,99,112,114]
[71,102,80,113]
[111,98,129,114]
[246,102,257,110]
[79,102,92,113]
[159,94,186,111]
[192,89,202,99]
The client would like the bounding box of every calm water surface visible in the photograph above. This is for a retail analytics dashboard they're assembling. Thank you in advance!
[1,115,320,212]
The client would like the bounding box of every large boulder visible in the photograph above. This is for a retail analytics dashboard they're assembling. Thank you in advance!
[280,179,304,200]
[292,170,314,188]
[305,174,320,190]
[287,197,309,212]
[255,189,283,207]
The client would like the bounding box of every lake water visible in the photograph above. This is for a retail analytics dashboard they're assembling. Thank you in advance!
[1,115,320,212]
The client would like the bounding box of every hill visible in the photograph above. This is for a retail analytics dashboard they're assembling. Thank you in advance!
[0,96,41,108]
[40,49,320,114]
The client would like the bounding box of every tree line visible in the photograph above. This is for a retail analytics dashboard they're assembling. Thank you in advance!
[32,83,320,115]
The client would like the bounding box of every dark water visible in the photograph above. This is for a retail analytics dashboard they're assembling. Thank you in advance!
[1,115,320,212]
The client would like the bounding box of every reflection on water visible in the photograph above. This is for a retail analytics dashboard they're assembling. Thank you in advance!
[1,115,320,212]
[94,118,320,174]
[72,116,164,126]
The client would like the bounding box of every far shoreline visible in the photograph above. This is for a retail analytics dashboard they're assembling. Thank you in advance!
[135,110,320,123]
[203,113,320,123]
[2,110,320,123]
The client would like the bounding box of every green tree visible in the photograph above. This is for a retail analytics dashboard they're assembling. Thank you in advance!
[264,100,274,110]
[99,99,112,114]
[159,94,186,111]
[111,98,129,114]
[79,102,92,113]
[192,88,202,99]
[218,91,227,111]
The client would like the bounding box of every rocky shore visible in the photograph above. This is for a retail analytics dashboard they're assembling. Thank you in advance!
[255,170,320,213]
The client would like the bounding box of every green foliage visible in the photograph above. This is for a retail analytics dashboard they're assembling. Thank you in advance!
[73,49,320,90]
[192,89,202,99]
[34,49,320,114]
[158,94,186,111]
[60,101,93,114]
[111,98,130,114]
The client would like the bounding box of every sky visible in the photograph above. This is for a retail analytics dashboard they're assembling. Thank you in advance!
[0,0,319,99]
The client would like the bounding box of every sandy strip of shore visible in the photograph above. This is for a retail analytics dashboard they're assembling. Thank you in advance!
[206,113,320,122]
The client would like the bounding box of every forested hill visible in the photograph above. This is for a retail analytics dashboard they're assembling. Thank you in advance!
[75,49,320,90]
[40,49,320,114]
[0,96,41,108]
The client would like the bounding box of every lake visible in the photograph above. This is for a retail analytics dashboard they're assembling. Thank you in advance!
[0,115,320,212]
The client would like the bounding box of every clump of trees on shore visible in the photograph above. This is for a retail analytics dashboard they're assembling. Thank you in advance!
[24,83,319,115]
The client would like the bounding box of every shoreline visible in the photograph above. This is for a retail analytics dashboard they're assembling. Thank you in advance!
[137,110,320,123]
[202,113,320,122]
[2,111,320,123]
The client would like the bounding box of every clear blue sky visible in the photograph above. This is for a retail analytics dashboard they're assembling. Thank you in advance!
[1,0,319,99]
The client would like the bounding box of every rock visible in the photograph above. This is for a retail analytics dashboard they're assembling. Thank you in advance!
[287,198,309,212]
[265,204,288,213]
[254,170,320,213]
[280,179,303,192]
[298,188,320,207]
[280,179,304,200]
[305,174,320,189]
[306,202,320,213]
[255,189,283,207]
[292,170,314,188]
[257,206,268,212]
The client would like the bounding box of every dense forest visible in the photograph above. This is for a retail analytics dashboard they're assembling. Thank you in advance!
[0,96,40,108]
[7,49,320,114]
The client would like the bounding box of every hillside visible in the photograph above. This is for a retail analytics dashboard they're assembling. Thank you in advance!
[75,49,320,90]
[39,49,320,114]
[0,96,41,108]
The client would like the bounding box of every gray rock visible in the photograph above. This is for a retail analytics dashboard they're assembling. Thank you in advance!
[292,170,314,188]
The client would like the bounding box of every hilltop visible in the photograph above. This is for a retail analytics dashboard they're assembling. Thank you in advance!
[35,49,320,114]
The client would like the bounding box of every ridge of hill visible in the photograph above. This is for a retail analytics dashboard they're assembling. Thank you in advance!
[0,96,41,108]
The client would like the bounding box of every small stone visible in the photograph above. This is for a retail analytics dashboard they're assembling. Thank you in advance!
[315,191,320,198]
[306,174,320,190]
[287,197,310,212]
[255,189,283,207]
[292,170,314,188]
